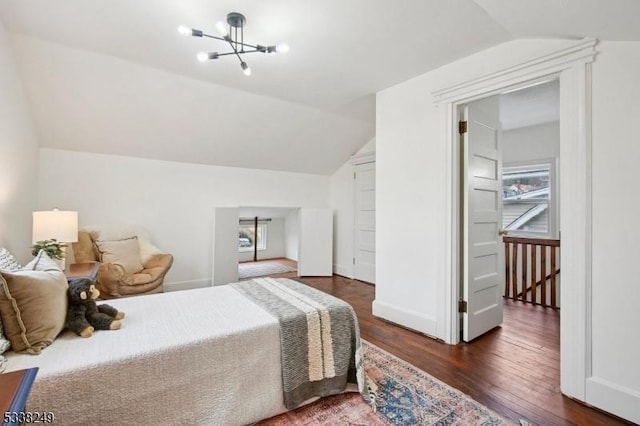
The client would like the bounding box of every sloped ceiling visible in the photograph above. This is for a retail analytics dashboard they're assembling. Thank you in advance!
[1,0,639,175]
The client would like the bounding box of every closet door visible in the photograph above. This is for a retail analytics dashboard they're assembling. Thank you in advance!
[354,162,376,283]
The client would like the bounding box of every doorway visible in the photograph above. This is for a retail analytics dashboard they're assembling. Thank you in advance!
[432,37,594,406]
[237,207,299,280]
[212,206,334,285]
[459,79,560,341]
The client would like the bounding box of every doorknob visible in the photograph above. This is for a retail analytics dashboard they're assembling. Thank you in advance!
[498,229,509,236]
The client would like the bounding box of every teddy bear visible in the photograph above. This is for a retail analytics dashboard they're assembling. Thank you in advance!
[67,278,125,337]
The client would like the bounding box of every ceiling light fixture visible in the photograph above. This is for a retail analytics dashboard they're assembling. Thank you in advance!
[178,12,289,76]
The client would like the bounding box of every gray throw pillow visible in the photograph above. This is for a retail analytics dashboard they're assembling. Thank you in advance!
[0,248,21,354]
[0,248,22,272]
[0,320,9,354]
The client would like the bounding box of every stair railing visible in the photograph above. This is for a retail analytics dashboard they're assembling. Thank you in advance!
[503,236,560,308]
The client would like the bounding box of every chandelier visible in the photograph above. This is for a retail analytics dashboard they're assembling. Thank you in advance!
[178,12,289,76]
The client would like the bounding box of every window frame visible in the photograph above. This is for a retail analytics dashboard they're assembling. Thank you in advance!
[238,222,268,252]
[502,158,558,239]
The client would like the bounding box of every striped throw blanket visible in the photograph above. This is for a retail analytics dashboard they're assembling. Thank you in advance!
[231,278,374,409]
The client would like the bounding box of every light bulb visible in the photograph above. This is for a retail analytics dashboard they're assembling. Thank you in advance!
[216,21,228,37]
[276,43,290,53]
[241,62,252,76]
[197,52,209,62]
[177,25,191,36]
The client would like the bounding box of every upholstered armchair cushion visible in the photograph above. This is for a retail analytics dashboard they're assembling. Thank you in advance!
[72,230,173,299]
[73,231,98,263]
[119,254,173,297]
[94,237,144,274]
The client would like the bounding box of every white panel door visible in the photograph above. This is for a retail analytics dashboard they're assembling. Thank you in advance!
[212,207,239,286]
[354,162,376,283]
[298,208,333,276]
[463,96,504,341]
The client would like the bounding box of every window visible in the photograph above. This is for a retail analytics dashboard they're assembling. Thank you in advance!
[238,223,267,252]
[502,159,557,238]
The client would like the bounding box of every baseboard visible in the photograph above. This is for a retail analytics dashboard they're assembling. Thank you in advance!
[586,376,640,424]
[333,263,353,278]
[164,279,211,292]
[372,299,439,339]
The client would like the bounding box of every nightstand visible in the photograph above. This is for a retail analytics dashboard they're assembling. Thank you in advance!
[65,262,99,281]
[0,368,38,426]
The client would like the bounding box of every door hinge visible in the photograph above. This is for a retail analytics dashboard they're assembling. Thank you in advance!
[354,171,356,179]
[458,299,468,313]
[458,120,468,134]
[353,257,356,265]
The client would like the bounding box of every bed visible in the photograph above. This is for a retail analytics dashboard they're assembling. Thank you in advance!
[4,277,370,425]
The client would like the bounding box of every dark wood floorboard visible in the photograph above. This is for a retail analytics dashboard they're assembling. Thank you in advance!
[271,273,632,426]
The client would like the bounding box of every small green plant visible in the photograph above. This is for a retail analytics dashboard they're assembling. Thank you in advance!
[31,239,67,260]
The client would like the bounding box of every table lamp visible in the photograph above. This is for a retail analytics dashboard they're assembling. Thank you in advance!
[32,209,78,270]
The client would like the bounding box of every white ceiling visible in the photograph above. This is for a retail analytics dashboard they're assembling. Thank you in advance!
[500,79,559,131]
[1,1,639,175]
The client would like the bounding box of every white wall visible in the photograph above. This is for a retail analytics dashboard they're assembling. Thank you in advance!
[38,149,330,289]
[0,21,39,263]
[212,207,239,286]
[375,38,577,338]
[375,66,448,336]
[502,121,560,164]
[588,41,640,422]
[285,210,299,261]
[238,218,286,262]
[376,38,640,422]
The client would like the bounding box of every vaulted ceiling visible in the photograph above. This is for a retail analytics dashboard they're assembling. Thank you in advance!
[1,0,639,175]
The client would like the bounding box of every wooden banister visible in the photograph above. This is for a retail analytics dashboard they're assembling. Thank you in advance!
[503,236,561,309]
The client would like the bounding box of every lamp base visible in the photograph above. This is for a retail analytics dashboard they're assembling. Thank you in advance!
[57,246,67,272]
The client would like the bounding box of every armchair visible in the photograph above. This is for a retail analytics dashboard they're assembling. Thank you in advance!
[71,230,173,298]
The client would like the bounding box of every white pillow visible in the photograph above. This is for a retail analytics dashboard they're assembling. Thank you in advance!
[24,249,63,271]
[95,237,144,274]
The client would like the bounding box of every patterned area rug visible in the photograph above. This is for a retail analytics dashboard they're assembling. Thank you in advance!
[238,260,297,279]
[259,340,516,425]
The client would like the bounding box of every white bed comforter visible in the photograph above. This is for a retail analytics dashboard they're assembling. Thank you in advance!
[5,286,288,425]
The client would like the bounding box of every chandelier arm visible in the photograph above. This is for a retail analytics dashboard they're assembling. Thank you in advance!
[202,33,227,42]
[215,50,262,57]
[235,42,261,50]
[201,32,262,50]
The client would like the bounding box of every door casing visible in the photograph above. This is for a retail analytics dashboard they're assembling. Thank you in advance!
[432,38,596,402]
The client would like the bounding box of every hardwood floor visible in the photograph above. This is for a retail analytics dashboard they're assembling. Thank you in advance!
[274,274,632,426]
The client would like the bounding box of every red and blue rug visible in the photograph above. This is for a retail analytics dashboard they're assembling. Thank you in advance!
[260,340,517,425]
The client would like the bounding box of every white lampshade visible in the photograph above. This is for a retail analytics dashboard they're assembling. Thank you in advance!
[32,209,79,243]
